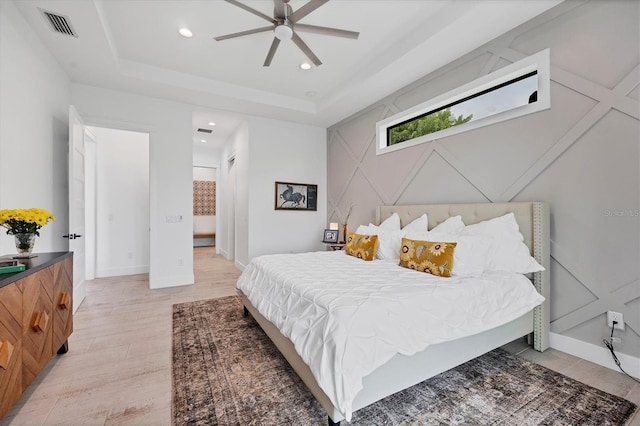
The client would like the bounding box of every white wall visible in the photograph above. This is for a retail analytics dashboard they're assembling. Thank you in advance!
[72,84,194,289]
[1,0,327,285]
[193,144,221,168]
[89,126,150,277]
[247,117,327,260]
[0,1,70,255]
[193,167,215,181]
[217,117,326,269]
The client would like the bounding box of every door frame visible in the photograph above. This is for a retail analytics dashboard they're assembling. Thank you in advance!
[72,113,153,288]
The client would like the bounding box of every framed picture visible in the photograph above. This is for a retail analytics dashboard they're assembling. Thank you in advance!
[275,181,317,211]
[322,229,339,244]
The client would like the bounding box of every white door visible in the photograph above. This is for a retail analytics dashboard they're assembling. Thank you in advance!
[68,106,87,312]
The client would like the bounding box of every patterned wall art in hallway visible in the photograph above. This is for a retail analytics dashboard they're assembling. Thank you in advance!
[193,180,216,216]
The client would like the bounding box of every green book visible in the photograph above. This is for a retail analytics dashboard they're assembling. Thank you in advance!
[0,263,26,274]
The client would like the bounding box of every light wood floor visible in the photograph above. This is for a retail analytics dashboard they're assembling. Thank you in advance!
[2,247,638,425]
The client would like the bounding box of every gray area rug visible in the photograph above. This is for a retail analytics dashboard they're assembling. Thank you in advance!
[172,296,637,425]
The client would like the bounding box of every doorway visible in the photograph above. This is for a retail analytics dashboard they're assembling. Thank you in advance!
[85,126,150,279]
[192,166,217,248]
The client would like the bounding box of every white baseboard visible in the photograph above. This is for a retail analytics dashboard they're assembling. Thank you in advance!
[96,265,149,278]
[149,273,194,289]
[550,332,639,379]
[234,259,245,271]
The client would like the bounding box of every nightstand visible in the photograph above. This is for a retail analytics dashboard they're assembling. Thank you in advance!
[324,243,345,251]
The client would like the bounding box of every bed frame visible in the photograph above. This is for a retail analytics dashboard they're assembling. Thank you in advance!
[239,201,550,425]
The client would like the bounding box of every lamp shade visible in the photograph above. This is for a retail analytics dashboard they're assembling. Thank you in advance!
[329,222,339,230]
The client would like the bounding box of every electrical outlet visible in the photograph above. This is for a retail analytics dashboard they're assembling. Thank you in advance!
[607,311,625,331]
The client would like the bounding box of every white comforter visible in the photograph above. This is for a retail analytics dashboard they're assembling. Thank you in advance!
[236,250,544,421]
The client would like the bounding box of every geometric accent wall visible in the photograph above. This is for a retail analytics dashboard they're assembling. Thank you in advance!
[327,1,640,357]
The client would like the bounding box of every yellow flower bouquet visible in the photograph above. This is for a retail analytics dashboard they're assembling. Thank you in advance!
[0,208,55,236]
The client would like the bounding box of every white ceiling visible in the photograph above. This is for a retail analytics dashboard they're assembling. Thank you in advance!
[13,0,562,148]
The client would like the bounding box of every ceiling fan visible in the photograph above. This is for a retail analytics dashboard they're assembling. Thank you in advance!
[214,0,359,67]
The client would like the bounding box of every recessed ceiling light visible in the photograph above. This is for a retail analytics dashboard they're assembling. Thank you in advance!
[208,122,216,126]
[300,63,311,70]
[200,139,207,143]
[178,28,193,38]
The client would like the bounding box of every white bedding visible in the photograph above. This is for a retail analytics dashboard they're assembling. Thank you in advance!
[236,250,545,421]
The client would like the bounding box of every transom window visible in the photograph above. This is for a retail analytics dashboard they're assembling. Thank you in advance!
[377,49,550,155]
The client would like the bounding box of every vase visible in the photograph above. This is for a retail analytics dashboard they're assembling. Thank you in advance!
[341,224,347,243]
[14,232,36,257]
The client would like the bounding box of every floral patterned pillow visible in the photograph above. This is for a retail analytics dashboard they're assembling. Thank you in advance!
[345,233,379,261]
[399,238,457,277]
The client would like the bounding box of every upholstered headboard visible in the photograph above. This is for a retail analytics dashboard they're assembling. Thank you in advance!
[376,202,550,351]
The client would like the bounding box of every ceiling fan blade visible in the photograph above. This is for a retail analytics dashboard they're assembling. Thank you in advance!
[264,37,281,67]
[292,32,322,66]
[289,0,329,23]
[294,24,359,39]
[214,26,273,41]
[224,0,276,24]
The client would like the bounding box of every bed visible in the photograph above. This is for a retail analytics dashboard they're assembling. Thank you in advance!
[237,202,550,425]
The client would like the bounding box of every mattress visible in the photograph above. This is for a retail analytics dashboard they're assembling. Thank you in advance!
[236,250,545,420]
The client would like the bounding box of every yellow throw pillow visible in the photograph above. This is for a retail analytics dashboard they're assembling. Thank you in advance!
[345,232,379,261]
[399,238,457,277]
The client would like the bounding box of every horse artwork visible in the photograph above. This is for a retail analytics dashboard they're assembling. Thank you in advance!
[275,182,318,211]
[280,184,306,207]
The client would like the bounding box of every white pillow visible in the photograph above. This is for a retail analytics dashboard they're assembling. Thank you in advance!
[459,213,544,274]
[355,213,402,261]
[430,215,465,234]
[437,234,492,276]
[401,214,428,235]
[402,215,485,275]
[378,212,401,231]
[401,229,490,276]
[460,212,521,241]
[367,213,430,260]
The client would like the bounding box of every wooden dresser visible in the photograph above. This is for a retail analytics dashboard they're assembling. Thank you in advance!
[0,252,73,419]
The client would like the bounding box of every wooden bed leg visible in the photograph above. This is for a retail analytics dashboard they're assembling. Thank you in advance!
[328,416,340,426]
[243,306,249,317]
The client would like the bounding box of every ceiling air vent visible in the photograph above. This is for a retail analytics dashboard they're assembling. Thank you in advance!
[40,9,78,38]
[196,128,213,134]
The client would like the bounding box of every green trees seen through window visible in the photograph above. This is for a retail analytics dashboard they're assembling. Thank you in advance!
[388,108,473,146]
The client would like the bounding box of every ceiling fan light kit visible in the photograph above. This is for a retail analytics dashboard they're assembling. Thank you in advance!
[274,21,293,41]
[214,0,359,67]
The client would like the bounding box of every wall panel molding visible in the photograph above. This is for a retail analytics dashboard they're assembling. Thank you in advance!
[327,1,640,358]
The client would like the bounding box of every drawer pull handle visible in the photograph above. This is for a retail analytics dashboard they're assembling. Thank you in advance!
[59,292,71,309]
[0,341,14,370]
[32,311,50,332]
